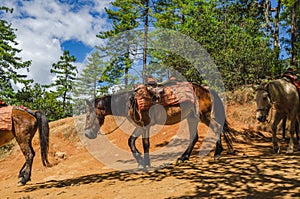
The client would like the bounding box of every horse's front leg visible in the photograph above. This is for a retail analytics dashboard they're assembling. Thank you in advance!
[142,126,151,167]
[128,127,145,168]
[177,116,199,164]
[272,113,284,153]
[287,118,296,154]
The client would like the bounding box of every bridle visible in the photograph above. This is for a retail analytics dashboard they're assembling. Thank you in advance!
[256,84,273,123]
[98,117,126,135]
[85,109,127,136]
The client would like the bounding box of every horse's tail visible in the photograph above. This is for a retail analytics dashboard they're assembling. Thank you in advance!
[209,89,236,153]
[222,119,237,153]
[35,110,51,167]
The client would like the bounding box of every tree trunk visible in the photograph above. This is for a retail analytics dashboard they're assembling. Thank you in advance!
[291,2,297,66]
[142,0,149,84]
[264,0,281,74]
[274,0,281,63]
[125,49,130,86]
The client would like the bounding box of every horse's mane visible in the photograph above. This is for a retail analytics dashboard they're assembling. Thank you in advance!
[94,89,134,116]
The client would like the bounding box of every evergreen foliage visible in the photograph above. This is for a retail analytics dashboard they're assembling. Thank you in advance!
[0,7,32,104]
[1,1,300,120]
[49,50,77,118]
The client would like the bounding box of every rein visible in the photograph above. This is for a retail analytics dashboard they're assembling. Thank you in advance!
[265,107,273,123]
[98,117,127,135]
[85,111,127,136]
[256,83,273,123]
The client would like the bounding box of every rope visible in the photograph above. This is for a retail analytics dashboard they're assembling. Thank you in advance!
[98,117,127,135]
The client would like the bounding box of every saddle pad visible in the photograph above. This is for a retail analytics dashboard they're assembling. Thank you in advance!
[283,74,300,92]
[135,85,152,111]
[162,82,195,106]
[134,82,195,111]
[0,106,13,131]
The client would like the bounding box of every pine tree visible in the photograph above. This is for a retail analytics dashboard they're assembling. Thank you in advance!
[0,6,32,104]
[97,0,140,85]
[97,0,157,84]
[154,0,275,90]
[74,50,107,99]
[50,50,77,118]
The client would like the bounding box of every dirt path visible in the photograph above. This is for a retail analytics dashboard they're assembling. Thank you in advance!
[1,102,300,198]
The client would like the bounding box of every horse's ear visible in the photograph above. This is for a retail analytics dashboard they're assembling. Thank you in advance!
[86,100,93,109]
[254,81,267,91]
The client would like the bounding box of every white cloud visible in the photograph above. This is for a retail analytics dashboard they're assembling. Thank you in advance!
[1,0,112,85]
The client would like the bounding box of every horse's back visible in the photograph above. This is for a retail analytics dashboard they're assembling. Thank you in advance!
[271,79,299,99]
[270,79,299,111]
[192,84,212,111]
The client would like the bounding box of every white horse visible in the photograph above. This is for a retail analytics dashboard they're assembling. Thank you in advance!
[255,78,300,153]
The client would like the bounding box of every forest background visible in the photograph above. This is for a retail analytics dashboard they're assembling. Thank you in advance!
[0,0,299,121]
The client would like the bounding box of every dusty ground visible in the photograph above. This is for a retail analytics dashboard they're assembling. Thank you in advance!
[1,92,300,199]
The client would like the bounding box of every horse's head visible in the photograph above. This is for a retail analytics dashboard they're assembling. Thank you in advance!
[85,98,109,139]
[255,84,272,122]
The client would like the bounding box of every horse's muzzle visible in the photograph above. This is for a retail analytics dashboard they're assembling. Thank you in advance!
[85,129,97,139]
[256,114,267,122]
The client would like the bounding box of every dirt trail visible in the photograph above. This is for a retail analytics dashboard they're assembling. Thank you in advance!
[1,102,300,198]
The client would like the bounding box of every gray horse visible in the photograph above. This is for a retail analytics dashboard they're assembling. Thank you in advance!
[255,78,300,153]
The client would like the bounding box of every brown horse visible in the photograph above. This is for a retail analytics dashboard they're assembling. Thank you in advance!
[0,107,51,186]
[85,83,235,168]
[256,79,300,153]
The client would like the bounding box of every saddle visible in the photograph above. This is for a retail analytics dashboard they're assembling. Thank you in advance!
[0,106,13,131]
[0,99,7,107]
[283,73,300,92]
[0,104,35,131]
[132,80,195,111]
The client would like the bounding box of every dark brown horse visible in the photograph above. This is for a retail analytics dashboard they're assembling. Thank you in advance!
[85,83,235,168]
[0,107,51,186]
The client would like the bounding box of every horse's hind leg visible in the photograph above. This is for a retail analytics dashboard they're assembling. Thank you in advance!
[295,121,299,142]
[214,131,223,160]
[295,119,300,151]
[177,116,199,164]
[17,141,35,186]
[13,122,36,186]
[282,116,287,141]
[128,127,145,168]
[142,127,151,167]
[287,116,297,153]
[208,119,223,160]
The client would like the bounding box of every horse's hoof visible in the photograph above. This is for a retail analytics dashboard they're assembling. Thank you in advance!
[18,182,25,186]
[17,179,25,186]
[286,149,294,154]
[176,159,184,165]
[214,154,221,160]
[273,146,280,153]
[145,164,151,168]
[137,164,145,169]
[229,150,238,155]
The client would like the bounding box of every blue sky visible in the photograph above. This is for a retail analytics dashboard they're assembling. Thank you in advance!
[0,0,287,86]
[61,40,93,62]
[1,0,112,85]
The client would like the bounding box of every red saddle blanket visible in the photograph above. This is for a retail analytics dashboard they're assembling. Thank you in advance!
[135,85,152,111]
[135,82,195,111]
[0,106,13,131]
[161,82,195,106]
